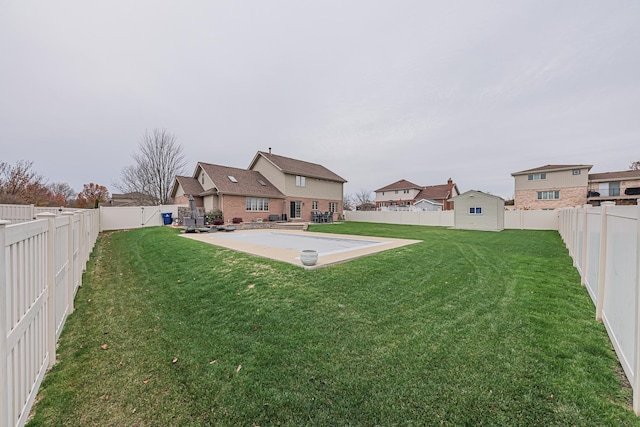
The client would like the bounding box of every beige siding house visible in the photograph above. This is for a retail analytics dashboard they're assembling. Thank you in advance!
[511,165,592,209]
[449,190,504,231]
[171,150,346,223]
[248,150,346,220]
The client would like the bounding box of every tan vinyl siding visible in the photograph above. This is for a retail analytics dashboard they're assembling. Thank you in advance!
[452,191,504,231]
[514,168,589,191]
[252,157,286,193]
[284,174,343,199]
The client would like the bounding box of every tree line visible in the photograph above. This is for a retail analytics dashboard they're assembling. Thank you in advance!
[1,128,187,209]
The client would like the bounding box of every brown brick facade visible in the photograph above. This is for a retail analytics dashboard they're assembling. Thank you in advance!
[515,186,586,209]
[218,195,341,223]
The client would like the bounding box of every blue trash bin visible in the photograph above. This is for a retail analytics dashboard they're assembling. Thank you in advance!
[161,212,173,225]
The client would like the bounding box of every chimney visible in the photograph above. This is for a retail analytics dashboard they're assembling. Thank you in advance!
[268,147,272,154]
[446,178,453,210]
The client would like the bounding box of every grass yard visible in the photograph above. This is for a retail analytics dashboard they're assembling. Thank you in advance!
[27,223,639,426]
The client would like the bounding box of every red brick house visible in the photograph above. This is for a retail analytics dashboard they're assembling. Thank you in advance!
[374,178,459,211]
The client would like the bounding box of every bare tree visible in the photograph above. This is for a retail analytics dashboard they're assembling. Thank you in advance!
[630,161,640,171]
[115,129,188,204]
[48,182,76,206]
[353,189,373,206]
[343,193,354,211]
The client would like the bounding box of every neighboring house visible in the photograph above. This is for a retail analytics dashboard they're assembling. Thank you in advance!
[107,192,157,206]
[587,170,640,205]
[512,164,640,209]
[170,149,346,222]
[375,178,459,210]
[449,190,505,231]
[511,165,592,209]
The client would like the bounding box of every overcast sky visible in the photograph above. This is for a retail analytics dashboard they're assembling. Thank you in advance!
[1,1,638,200]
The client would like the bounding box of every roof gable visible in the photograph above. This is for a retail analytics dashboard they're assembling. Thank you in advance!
[375,179,422,192]
[449,190,504,202]
[198,162,285,198]
[249,151,347,183]
[172,176,204,198]
[415,184,455,200]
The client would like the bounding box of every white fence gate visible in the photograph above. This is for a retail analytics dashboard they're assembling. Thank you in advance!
[559,203,640,414]
[0,210,99,427]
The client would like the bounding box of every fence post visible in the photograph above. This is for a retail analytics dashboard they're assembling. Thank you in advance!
[37,212,57,369]
[634,203,640,415]
[77,211,86,271]
[62,212,75,314]
[0,220,10,427]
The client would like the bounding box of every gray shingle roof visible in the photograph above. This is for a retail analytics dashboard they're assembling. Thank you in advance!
[175,176,204,195]
[589,170,640,181]
[251,151,347,183]
[198,162,285,198]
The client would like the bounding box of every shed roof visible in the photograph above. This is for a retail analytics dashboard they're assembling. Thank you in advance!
[449,190,504,202]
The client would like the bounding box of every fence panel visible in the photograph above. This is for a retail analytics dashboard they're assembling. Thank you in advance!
[99,205,182,231]
[0,205,34,223]
[601,207,639,388]
[584,207,602,304]
[0,220,49,427]
[1,209,99,427]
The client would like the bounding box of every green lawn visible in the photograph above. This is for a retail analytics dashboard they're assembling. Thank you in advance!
[27,223,638,426]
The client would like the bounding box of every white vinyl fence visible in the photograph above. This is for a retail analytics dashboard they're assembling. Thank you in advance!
[99,205,183,231]
[559,203,640,415]
[0,205,80,224]
[345,209,558,230]
[0,210,99,427]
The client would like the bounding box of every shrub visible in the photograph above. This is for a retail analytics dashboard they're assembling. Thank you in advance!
[212,219,224,226]
[205,209,223,224]
[232,217,243,224]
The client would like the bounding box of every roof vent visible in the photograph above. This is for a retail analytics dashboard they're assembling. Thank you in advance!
[228,176,238,183]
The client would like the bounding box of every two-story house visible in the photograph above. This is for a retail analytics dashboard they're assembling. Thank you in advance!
[374,178,459,211]
[512,164,640,209]
[511,165,592,209]
[171,149,346,222]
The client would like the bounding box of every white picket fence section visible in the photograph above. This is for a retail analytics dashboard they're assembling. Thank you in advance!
[345,209,559,230]
[0,205,79,224]
[558,203,640,415]
[0,210,99,427]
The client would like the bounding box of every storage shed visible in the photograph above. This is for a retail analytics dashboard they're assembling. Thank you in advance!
[449,190,505,231]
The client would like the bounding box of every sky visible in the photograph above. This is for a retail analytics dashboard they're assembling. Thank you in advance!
[1,1,639,200]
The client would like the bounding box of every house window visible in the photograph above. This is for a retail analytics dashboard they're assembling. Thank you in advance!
[609,182,620,197]
[469,207,482,215]
[537,191,560,200]
[382,192,385,195]
[329,202,338,213]
[246,197,269,212]
[403,189,409,194]
[572,169,581,175]
[296,176,306,187]
[395,190,399,194]
[528,173,546,181]
[312,201,318,210]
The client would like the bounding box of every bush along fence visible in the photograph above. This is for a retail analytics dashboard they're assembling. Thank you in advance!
[0,210,99,427]
[559,203,640,415]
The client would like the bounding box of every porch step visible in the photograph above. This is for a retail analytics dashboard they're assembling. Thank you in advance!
[271,222,308,231]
